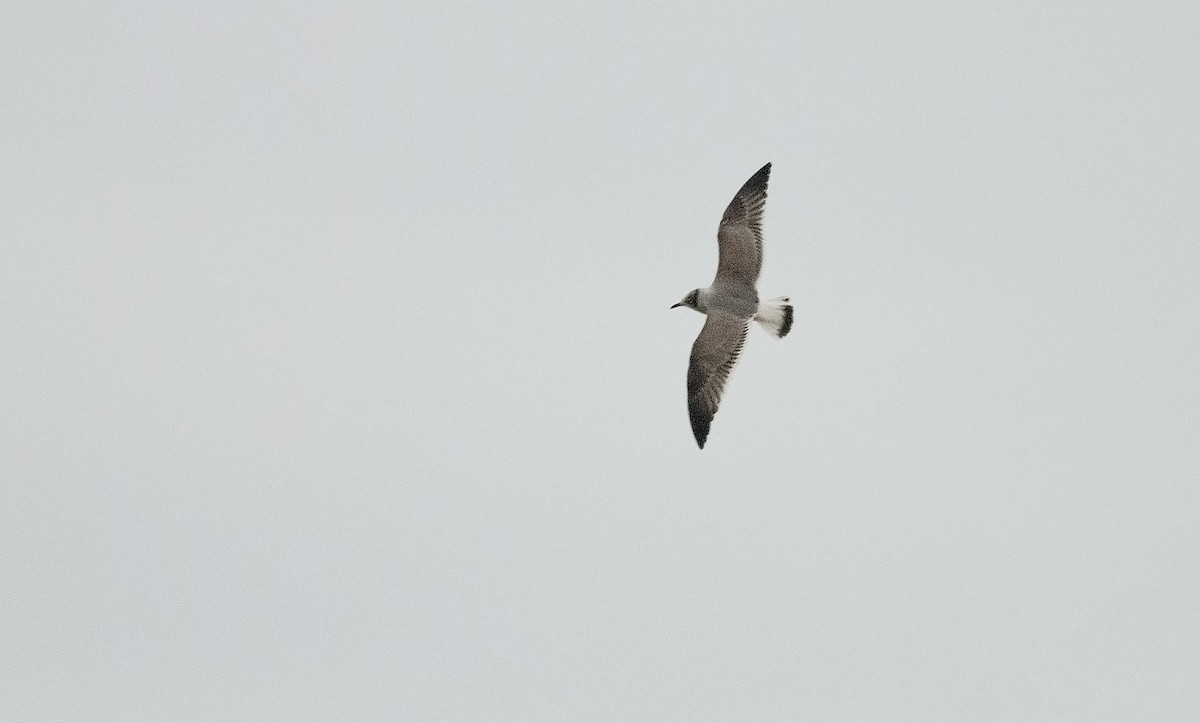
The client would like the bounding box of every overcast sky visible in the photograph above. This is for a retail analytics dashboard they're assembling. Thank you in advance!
[3,2,1199,720]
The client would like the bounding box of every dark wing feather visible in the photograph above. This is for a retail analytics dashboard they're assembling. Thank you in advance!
[715,162,770,287]
[686,312,750,448]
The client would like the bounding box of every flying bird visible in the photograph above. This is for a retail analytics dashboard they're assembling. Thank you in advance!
[671,162,792,449]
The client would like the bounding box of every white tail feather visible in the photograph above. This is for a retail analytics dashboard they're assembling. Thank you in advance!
[754,296,794,338]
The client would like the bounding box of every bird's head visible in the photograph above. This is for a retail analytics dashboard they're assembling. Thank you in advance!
[671,288,702,312]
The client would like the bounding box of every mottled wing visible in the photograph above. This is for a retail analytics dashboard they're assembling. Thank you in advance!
[686,311,750,449]
[715,162,770,287]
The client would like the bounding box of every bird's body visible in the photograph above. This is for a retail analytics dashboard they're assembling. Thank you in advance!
[672,163,792,449]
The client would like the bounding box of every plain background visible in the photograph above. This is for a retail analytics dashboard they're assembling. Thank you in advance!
[3,2,1199,720]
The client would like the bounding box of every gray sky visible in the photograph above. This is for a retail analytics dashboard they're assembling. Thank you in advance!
[3,2,1199,720]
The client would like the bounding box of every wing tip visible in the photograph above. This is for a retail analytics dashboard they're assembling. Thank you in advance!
[733,162,771,200]
[688,402,712,449]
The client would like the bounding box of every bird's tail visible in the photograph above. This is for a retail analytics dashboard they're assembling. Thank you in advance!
[754,296,793,338]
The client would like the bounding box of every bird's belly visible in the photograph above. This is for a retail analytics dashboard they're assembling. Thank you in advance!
[705,282,758,317]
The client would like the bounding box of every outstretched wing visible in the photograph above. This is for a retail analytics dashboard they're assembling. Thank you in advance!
[686,311,750,449]
[715,162,770,287]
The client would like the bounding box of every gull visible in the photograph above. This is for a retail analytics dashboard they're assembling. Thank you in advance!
[671,162,792,449]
